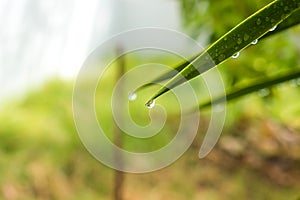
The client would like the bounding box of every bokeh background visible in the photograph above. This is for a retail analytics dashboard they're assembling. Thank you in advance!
[1,0,300,199]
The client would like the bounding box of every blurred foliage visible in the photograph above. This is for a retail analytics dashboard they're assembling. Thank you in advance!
[0,79,300,199]
[0,80,113,199]
[1,1,300,199]
[0,79,299,199]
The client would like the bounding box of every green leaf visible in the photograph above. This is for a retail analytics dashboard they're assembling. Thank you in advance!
[136,8,300,93]
[261,7,300,39]
[146,0,300,105]
[198,70,300,109]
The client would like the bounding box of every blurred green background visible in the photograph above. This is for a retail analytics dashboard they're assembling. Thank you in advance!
[1,0,300,199]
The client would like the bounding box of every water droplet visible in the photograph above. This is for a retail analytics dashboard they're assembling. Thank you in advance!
[251,39,258,45]
[237,38,242,44]
[256,18,262,25]
[218,54,226,62]
[284,6,289,12]
[277,84,285,91]
[289,79,297,87]
[232,52,240,59]
[257,88,270,97]
[145,99,155,109]
[296,78,300,86]
[289,78,300,87]
[269,25,277,31]
[265,17,270,22]
[128,92,137,101]
[213,104,224,112]
[243,34,250,41]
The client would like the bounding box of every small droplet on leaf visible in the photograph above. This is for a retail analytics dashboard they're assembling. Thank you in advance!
[145,99,156,109]
[257,88,270,97]
[237,38,242,44]
[232,52,240,59]
[213,104,225,112]
[269,25,277,31]
[296,78,300,86]
[256,18,262,25]
[243,34,250,41]
[251,39,258,45]
[128,92,137,101]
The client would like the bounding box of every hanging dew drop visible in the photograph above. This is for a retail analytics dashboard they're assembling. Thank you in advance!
[289,79,297,87]
[214,104,224,112]
[251,39,258,45]
[128,92,137,101]
[145,99,155,109]
[257,88,270,97]
[296,78,300,86]
[232,52,240,59]
[277,84,285,91]
[269,25,277,31]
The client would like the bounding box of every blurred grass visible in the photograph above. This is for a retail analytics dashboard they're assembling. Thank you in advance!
[0,80,113,199]
[0,76,300,200]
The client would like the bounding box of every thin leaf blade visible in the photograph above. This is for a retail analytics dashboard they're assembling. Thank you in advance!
[147,0,300,104]
[199,70,300,109]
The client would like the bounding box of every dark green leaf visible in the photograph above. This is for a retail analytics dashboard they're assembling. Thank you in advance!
[147,0,300,105]
[199,70,300,109]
